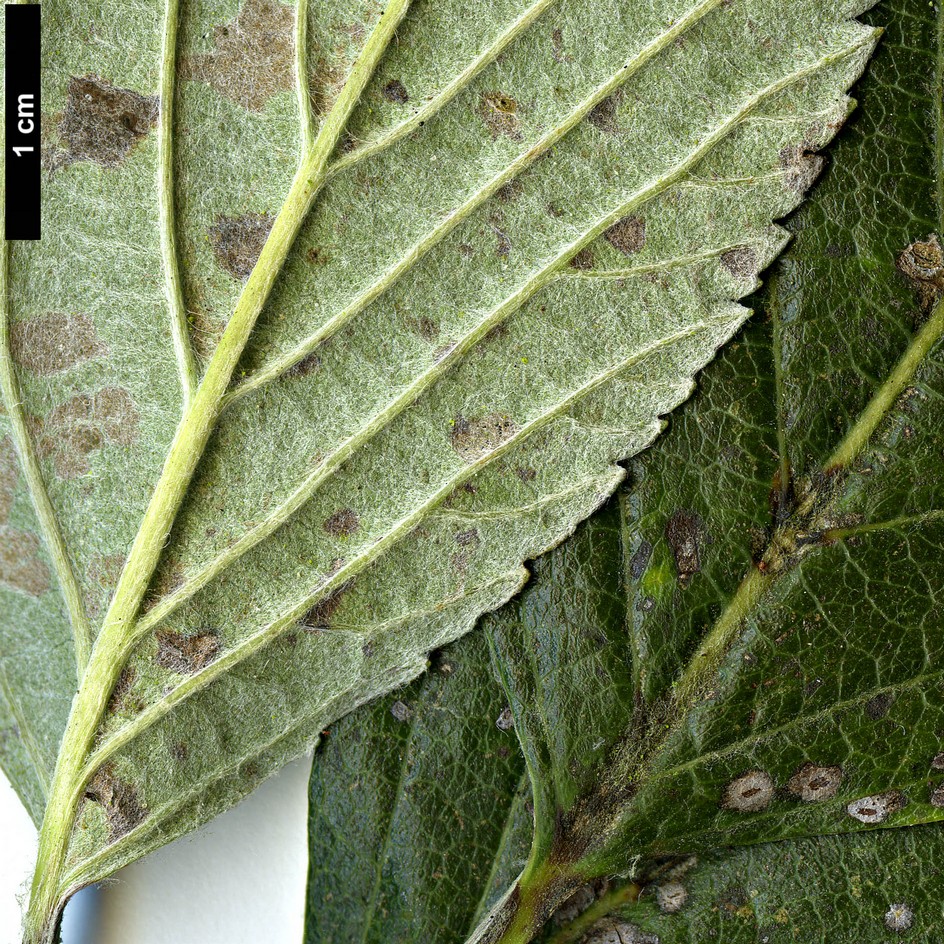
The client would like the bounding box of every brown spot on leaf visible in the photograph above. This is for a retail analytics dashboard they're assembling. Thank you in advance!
[866,692,893,720]
[930,783,944,808]
[515,466,536,483]
[605,216,646,256]
[779,143,825,195]
[569,248,595,270]
[11,312,105,374]
[664,510,703,585]
[452,527,481,572]
[323,508,360,538]
[106,666,137,713]
[479,92,521,139]
[301,582,352,631]
[787,763,843,802]
[451,413,518,462]
[588,95,620,134]
[382,79,409,103]
[846,790,906,824]
[722,769,775,813]
[155,628,220,674]
[85,764,147,839]
[183,0,294,111]
[33,387,139,479]
[170,742,189,763]
[583,919,660,944]
[496,707,514,731]
[189,306,227,361]
[53,75,158,168]
[896,234,944,314]
[285,351,322,378]
[0,528,50,597]
[720,248,758,281]
[551,28,568,64]
[406,316,439,343]
[932,752,944,771]
[87,553,124,591]
[0,436,18,523]
[208,213,273,280]
[390,699,412,722]
[495,180,523,204]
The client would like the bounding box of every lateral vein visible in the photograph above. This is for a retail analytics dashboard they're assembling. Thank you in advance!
[0,244,94,680]
[158,0,198,408]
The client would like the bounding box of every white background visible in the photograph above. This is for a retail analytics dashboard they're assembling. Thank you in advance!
[0,755,311,944]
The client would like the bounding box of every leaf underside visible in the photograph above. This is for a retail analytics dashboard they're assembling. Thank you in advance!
[303,0,944,941]
[0,0,881,934]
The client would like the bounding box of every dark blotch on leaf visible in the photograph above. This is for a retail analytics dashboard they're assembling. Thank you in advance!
[479,92,521,139]
[208,214,274,281]
[0,437,18,523]
[33,387,139,480]
[664,510,703,585]
[779,143,825,195]
[323,508,360,538]
[0,528,50,597]
[866,692,893,720]
[451,413,518,462]
[604,216,646,256]
[155,628,220,674]
[382,79,409,103]
[720,247,758,281]
[85,764,147,839]
[10,312,105,375]
[569,248,595,271]
[55,75,158,168]
[182,0,294,111]
[588,95,620,134]
[787,763,843,802]
[301,582,352,631]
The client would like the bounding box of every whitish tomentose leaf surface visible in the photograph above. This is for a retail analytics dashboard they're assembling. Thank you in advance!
[0,0,878,939]
[304,1,944,941]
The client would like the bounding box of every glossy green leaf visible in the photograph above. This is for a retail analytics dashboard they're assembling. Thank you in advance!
[304,1,944,941]
[0,0,875,939]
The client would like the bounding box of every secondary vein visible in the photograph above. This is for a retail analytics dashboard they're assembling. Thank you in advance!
[158,0,198,408]
[0,246,93,681]
[295,0,315,156]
